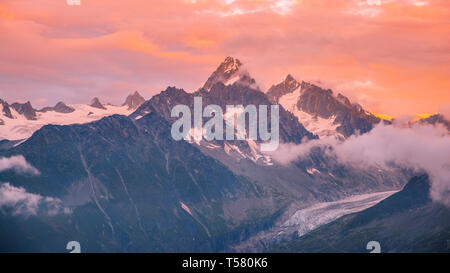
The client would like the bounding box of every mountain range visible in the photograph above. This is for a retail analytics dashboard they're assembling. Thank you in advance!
[1,57,448,142]
[0,91,145,141]
[0,57,448,252]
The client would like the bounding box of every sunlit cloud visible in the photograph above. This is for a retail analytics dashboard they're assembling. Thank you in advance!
[411,0,428,6]
[270,0,298,15]
[0,0,448,117]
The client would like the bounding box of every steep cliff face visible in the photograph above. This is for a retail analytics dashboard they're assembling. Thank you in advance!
[89,97,106,110]
[1,99,13,119]
[268,76,383,138]
[11,101,37,120]
[266,74,300,103]
[417,114,450,132]
[202,56,256,91]
[122,91,145,110]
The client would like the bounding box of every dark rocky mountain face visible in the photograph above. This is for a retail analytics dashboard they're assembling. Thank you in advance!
[298,81,381,137]
[40,102,75,113]
[132,57,406,195]
[130,70,407,241]
[0,113,277,252]
[417,114,450,132]
[122,91,145,110]
[270,174,450,253]
[133,57,315,146]
[10,101,37,120]
[130,83,318,177]
[202,57,256,91]
[89,97,106,110]
[132,84,315,144]
[267,75,384,138]
[1,99,13,119]
[0,139,22,150]
[266,74,300,103]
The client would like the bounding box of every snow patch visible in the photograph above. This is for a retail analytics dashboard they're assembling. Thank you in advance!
[306,168,320,175]
[279,89,343,139]
[180,201,193,216]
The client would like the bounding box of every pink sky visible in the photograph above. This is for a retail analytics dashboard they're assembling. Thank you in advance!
[0,0,449,117]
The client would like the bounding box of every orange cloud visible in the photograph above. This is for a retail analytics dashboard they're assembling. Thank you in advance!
[0,0,448,116]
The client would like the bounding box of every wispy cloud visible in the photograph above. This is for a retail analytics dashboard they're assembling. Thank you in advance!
[0,182,69,216]
[268,123,450,206]
[0,155,70,216]
[0,155,40,175]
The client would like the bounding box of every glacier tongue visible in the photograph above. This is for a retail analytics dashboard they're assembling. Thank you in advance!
[282,190,397,237]
[231,190,397,252]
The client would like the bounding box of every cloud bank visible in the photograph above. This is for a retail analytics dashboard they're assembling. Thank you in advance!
[0,155,40,175]
[269,123,450,206]
[0,0,449,116]
[0,155,69,216]
[0,182,68,216]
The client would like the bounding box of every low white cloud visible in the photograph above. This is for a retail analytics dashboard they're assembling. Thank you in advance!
[0,155,69,216]
[268,123,450,206]
[0,182,69,216]
[0,155,40,175]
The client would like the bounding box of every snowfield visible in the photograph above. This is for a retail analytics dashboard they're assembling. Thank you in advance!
[0,104,133,141]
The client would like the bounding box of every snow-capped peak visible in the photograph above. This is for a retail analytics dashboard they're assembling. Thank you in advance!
[40,102,75,113]
[122,91,145,110]
[268,75,381,139]
[266,74,301,103]
[10,101,37,120]
[222,56,242,73]
[0,94,138,141]
[202,56,256,91]
[89,97,106,110]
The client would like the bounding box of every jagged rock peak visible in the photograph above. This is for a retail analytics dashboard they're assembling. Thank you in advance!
[0,98,13,119]
[416,114,450,131]
[122,91,145,110]
[89,97,106,110]
[266,74,301,103]
[40,101,75,113]
[202,56,255,91]
[284,74,300,89]
[11,101,37,120]
[221,56,242,73]
[336,93,352,107]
